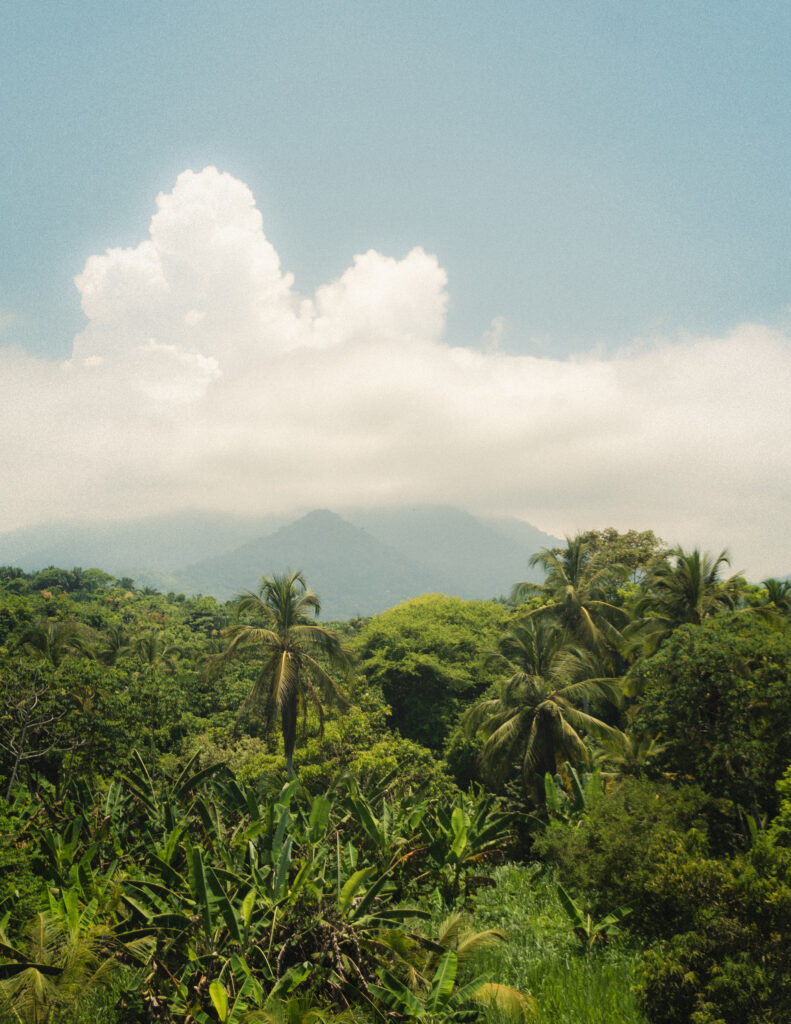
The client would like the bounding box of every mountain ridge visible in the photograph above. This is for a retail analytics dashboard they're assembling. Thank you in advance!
[0,506,560,619]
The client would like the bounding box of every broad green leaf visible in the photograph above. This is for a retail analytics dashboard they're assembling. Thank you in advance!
[450,806,467,858]
[241,888,256,928]
[556,884,584,928]
[207,867,242,944]
[0,961,63,980]
[273,837,293,898]
[339,868,373,913]
[308,793,332,841]
[209,979,228,1021]
[428,951,457,1011]
[373,967,426,1018]
[190,847,213,936]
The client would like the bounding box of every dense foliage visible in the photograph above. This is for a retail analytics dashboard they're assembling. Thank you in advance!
[1,538,790,1023]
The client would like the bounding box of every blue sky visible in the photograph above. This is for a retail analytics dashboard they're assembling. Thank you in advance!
[4,1,789,357]
[1,2,790,576]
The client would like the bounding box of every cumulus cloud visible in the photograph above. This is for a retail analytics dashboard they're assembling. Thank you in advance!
[1,167,790,577]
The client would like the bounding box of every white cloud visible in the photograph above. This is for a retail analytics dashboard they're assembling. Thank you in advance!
[1,167,790,578]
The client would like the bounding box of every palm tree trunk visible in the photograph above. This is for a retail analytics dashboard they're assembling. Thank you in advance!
[282,694,297,778]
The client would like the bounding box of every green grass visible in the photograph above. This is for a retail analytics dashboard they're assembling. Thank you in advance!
[469,863,650,1024]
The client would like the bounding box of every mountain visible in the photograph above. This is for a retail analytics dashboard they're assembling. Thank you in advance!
[0,511,287,576]
[346,505,555,599]
[0,506,561,618]
[162,506,558,617]
[173,509,441,618]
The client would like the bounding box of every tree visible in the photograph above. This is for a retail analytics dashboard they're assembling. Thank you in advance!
[512,536,629,654]
[629,612,791,818]
[0,663,74,799]
[133,632,183,774]
[355,595,509,750]
[570,528,666,588]
[761,577,791,614]
[209,571,351,776]
[16,619,93,669]
[634,546,741,641]
[0,892,151,1024]
[464,618,625,798]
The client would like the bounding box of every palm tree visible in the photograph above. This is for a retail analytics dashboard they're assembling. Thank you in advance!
[208,571,351,777]
[134,633,182,774]
[464,618,625,799]
[17,619,93,668]
[0,896,152,1024]
[512,536,629,653]
[135,632,181,673]
[629,547,742,654]
[761,577,791,614]
[95,624,130,666]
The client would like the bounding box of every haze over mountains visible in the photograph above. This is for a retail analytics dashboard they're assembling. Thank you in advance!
[0,506,559,619]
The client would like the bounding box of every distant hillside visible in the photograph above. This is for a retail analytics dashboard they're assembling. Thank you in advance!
[0,505,560,618]
[0,511,287,575]
[346,505,555,599]
[173,509,441,617]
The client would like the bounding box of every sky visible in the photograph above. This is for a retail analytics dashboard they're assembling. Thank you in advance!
[1,1,790,578]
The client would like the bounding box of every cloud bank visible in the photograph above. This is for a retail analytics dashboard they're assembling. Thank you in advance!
[2,167,789,577]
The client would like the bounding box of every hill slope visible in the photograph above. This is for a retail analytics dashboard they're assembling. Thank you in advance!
[0,506,560,618]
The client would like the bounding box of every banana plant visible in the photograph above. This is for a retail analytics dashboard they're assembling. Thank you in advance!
[419,790,514,900]
[543,763,605,822]
[370,949,534,1023]
[122,748,227,831]
[555,884,632,951]
[339,774,429,878]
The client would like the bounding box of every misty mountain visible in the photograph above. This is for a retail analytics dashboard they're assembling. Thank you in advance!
[171,510,445,617]
[346,506,557,599]
[0,511,287,576]
[0,506,560,619]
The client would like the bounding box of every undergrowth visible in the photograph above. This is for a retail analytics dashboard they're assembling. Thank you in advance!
[470,863,650,1024]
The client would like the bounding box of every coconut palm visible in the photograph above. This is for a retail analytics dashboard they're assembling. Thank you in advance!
[464,619,625,798]
[512,536,629,653]
[95,624,130,666]
[593,730,668,781]
[208,571,351,776]
[133,633,182,774]
[640,547,740,625]
[134,632,181,673]
[761,577,791,614]
[16,620,93,669]
[627,547,742,656]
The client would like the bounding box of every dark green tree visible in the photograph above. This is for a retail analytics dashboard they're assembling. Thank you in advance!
[634,546,741,643]
[630,612,791,818]
[761,577,791,614]
[16,619,93,669]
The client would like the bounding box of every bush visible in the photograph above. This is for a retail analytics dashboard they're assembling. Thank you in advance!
[630,613,791,818]
[532,777,737,937]
[638,836,791,1024]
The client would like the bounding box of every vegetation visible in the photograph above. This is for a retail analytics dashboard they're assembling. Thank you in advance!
[0,531,789,1022]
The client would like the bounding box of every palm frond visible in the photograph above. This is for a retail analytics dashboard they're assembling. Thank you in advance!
[472,981,536,1019]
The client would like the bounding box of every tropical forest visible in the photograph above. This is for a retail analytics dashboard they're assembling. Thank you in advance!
[1,529,790,1024]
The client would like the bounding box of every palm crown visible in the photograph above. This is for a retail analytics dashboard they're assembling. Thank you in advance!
[512,537,628,652]
[640,547,739,624]
[464,618,624,797]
